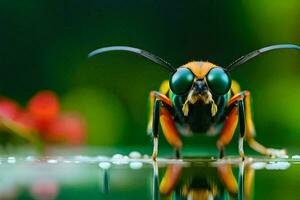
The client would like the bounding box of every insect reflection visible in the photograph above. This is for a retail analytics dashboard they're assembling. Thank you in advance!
[152,160,254,200]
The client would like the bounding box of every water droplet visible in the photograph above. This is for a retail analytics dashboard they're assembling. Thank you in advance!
[112,154,128,165]
[129,151,141,159]
[292,155,300,160]
[96,156,109,162]
[123,156,129,160]
[266,162,290,170]
[251,162,266,170]
[99,162,111,169]
[7,157,16,164]
[26,156,36,162]
[47,159,58,164]
[278,155,289,159]
[143,154,149,159]
[129,162,143,170]
[74,155,90,162]
[112,154,123,159]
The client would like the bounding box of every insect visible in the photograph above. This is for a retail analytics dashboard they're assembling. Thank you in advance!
[88,44,300,160]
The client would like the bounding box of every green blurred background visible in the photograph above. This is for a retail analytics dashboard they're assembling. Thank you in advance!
[0,0,300,150]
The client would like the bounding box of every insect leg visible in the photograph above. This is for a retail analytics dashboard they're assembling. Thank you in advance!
[218,162,254,199]
[217,92,247,159]
[231,80,246,158]
[159,165,182,196]
[152,161,160,200]
[146,91,155,135]
[148,91,182,160]
[244,91,286,157]
[147,82,170,134]
[216,104,238,158]
[152,99,160,160]
[238,99,246,159]
[217,164,238,195]
[159,106,183,159]
[244,164,255,200]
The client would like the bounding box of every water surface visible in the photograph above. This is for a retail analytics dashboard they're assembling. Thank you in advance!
[0,149,299,200]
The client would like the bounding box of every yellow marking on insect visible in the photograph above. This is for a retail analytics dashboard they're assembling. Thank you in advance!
[183,61,216,79]
[159,80,170,95]
[182,90,217,117]
[231,80,241,95]
[211,102,217,116]
[182,101,189,116]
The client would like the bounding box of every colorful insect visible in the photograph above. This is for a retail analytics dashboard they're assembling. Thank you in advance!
[89,44,300,160]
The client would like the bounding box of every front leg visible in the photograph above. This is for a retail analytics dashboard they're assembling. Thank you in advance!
[147,91,172,160]
[216,104,238,158]
[217,92,247,159]
[152,98,161,160]
[238,99,246,159]
[148,91,182,160]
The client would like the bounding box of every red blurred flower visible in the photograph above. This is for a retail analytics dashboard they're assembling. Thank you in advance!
[15,111,36,130]
[45,113,86,145]
[28,91,60,131]
[31,180,59,200]
[0,90,86,146]
[0,97,20,120]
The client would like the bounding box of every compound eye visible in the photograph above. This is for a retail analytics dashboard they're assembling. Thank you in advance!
[206,67,231,95]
[170,68,195,95]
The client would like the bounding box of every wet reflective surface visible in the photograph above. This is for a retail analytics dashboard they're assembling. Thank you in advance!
[0,151,299,199]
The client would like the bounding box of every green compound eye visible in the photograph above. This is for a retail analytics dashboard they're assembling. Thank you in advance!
[206,67,231,95]
[170,68,195,95]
